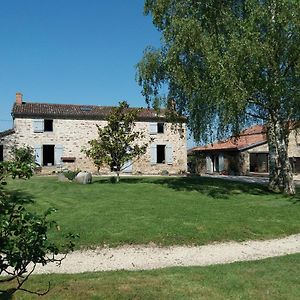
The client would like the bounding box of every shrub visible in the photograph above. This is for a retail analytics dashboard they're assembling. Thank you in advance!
[109,176,118,184]
[63,169,80,181]
[0,147,77,297]
[161,170,169,176]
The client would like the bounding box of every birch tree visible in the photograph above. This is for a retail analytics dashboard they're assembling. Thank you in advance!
[84,101,149,182]
[137,0,300,194]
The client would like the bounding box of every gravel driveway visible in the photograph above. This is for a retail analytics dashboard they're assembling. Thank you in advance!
[32,234,300,274]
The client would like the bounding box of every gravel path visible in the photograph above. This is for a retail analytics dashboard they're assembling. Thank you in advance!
[33,234,300,274]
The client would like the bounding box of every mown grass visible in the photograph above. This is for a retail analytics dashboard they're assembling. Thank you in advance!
[2,254,300,300]
[6,175,300,249]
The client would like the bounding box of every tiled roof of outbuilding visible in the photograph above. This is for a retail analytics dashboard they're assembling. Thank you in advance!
[190,125,267,153]
[0,128,15,138]
[12,102,166,121]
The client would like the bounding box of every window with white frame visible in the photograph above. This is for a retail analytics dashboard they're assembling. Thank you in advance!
[150,144,173,165]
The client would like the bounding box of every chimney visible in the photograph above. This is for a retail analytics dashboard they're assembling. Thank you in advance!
[16,92,23,105]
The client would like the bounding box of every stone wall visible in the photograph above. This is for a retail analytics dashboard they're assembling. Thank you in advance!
[288,131,300,157]
[246,132,300,158]
[4,118,187,174]
[0,133,16,161]
[247,143,269,153]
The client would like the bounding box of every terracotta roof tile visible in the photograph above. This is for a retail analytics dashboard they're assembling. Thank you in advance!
[12,102,166,121]
[191,125,267,152]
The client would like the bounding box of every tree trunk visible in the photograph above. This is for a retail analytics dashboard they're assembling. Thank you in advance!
[116,171,120,183]
[266,121,280,192]
[267,116,295,195]
[274,121,295,195]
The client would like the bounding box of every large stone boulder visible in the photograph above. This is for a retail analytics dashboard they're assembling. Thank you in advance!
[75,171,92,184]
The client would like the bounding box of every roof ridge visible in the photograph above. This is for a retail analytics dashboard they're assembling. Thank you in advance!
[20,101,159,111]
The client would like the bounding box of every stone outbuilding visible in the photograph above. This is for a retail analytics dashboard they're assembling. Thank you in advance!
[189,125,300,175]
[0,93,187,175]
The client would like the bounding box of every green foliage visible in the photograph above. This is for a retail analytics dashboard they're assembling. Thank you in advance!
[137,0,300,194]
[0,148,76,297]
[83,101,150,181]
[10,145,35,165]
[161,169,169,176]
[63,169,80,181]
[0,146,36,183]
[109,176,118,184]
[138,0,300,140]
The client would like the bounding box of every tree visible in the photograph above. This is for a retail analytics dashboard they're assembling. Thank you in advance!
[0,146,76,297]
[137,0,300,195]
[84,101,150,182]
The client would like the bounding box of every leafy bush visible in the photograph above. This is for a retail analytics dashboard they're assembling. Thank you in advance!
[10,145,35,165]
[0,146,77,297]
[63,169,80,181]
[109,176,118,184]
[161,170,169,176]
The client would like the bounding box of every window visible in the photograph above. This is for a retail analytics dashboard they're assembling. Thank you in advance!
[149,122,165,135]
[157,145,166,163]
[150,144,173,165]
[44,119,53,132]
[157,123,164,134]
[34,144,63,166]
[33,119,53,133]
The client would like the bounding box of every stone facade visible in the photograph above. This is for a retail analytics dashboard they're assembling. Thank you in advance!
[0,107,187,175]
[0,130,16,161]
[288,131,300,157]
[190,129,300,175]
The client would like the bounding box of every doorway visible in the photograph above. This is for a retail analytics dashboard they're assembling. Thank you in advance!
[43,145,55,166]
[250,153,268,172]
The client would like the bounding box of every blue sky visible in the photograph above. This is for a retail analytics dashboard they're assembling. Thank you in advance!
[0,0,196,147]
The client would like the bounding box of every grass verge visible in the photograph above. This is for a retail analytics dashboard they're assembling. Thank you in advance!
[2,253,300,299]
[6,176,300,248]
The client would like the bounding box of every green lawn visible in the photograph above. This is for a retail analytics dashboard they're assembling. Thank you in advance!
[6,175,300,249]
[3,254,300,300]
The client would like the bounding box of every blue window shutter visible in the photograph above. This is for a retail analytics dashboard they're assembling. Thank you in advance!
[34,145,42,166]
[54,145,64,166]
[33,119,44,133]
[165,144,173,165]
[149,123,157,135]
[150,144,157,164]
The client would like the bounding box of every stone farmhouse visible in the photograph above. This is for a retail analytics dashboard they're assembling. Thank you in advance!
[0,93,187,174]
[189,125,300,175]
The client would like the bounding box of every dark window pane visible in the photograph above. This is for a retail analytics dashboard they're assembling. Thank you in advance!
[157,123,164,133]
[44,120,53,132]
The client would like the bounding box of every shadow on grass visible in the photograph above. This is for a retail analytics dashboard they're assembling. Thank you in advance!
[5,189,36,205]
[0,291,13,300]
[92,176,275,200]
[289,192,300,204]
